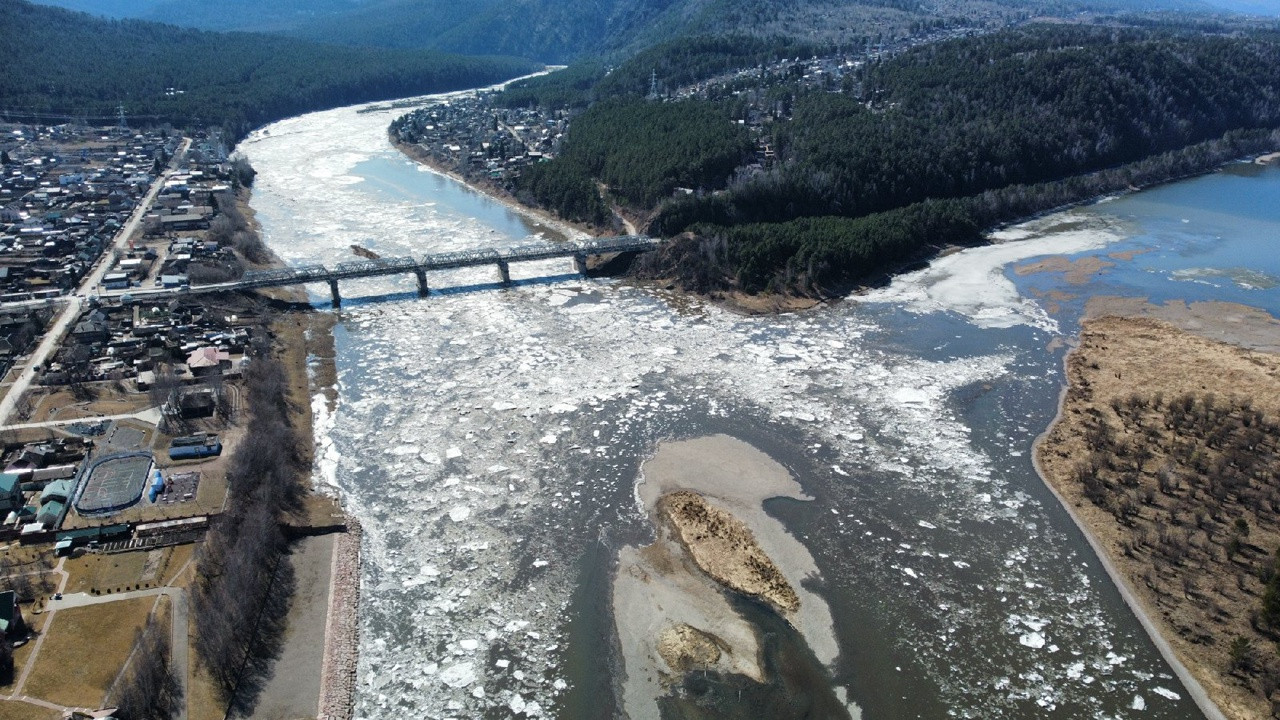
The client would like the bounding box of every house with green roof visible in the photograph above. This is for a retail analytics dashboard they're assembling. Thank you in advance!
[0,473,22,515]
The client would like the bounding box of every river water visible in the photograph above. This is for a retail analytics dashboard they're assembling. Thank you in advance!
[237,90,1280,720]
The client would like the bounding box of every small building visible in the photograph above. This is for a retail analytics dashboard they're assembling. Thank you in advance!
[36,500,65,528]
[176,389,216,419]
[0,473,23,514]
[185,346,229,377]
[159,213,209,231]
[39,478,73,505]
[101,272,130,291]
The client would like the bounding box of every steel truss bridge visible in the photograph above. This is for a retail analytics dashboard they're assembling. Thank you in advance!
[123,235,662,307]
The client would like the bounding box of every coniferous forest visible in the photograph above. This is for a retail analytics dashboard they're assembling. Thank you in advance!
[512,24,1280,294]
[0,0,538,142]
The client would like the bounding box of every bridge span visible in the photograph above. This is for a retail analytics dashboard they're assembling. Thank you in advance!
[123,235,661,307]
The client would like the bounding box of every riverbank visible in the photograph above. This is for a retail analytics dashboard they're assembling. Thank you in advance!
[227,178,357,720]
[1034,309,1280,720]
[390,138,592,243]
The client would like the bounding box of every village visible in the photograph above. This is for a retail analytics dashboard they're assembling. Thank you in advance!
[389,27,983,203]
[0,120,349,720]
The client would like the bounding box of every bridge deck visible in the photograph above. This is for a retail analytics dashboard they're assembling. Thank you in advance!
[114,235,661,301]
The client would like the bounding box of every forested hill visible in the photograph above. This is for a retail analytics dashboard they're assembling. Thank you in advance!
[30,0,1215,63]
[0,0,538,141]
[514,25,1280,294]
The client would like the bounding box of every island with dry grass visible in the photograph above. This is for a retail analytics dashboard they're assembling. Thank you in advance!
[1037,313,1280,720]
[658,490,801,615]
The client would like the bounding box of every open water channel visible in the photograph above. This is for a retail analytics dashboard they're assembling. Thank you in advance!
[237,87,1280,720]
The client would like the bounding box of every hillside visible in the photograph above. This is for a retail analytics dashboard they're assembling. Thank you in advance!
[508,24,1280,294]
[29,0,1226,63]
[0,0,538,140]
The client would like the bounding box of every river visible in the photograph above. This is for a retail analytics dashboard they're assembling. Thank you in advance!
[236,89,1280,720]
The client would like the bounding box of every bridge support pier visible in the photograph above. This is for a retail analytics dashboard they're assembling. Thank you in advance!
[328,280,341,309]
[574,253,589,275]
[414,269,429,297]
[496,260,511,286]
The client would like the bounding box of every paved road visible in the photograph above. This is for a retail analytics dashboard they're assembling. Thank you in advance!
[0,137,191,426]
[0,406,163,433]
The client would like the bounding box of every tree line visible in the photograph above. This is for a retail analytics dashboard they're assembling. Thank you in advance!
[0,0,539,143]
[189,329,303,711]
[641,125,1280,293]
[497,35,826,110]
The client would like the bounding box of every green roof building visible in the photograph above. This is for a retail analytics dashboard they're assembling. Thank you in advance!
[40,479,73,505]
[36,500,65,529]
[0,473,22,514]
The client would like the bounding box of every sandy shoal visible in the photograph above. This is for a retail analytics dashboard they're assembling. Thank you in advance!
[613,434,842,720]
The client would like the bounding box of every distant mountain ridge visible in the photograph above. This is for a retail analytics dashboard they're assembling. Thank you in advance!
[29,0,1265,63]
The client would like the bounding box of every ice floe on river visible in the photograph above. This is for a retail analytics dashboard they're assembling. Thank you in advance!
[241,95,1200,719]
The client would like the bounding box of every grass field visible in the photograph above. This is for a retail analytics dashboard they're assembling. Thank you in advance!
[24,596,157,708]
[188,659,224,720]
[62,545,188,595]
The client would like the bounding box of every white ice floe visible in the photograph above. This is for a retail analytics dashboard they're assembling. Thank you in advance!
[439,662,476,688]
[1019,633,1047,649]
[246,90,1182,720]
[863,214,1124,331]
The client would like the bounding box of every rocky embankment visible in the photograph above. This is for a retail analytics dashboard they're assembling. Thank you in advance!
[319,518,363,720]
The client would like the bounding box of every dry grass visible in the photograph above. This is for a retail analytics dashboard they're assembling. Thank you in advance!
[0,608,50,694]
[186,651,226,720]
[658,491,799,614]
[24,596,157,708]
[0,700,59,720]
[63,550,160,595]
[26,386,152,423]
[1038,315,1280,720]
[163,544,195,586]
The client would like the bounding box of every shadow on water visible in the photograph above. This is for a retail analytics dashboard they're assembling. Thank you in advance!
[305,272,592,309]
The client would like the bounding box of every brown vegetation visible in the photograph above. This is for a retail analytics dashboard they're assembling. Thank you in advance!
[657,623,723,674]
[109,608,180,720]
[1038,315,1280,719]
[24,597,156,708]
[658,491,799,615]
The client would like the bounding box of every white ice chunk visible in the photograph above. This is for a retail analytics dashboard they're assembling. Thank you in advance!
[439,662,476,688]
